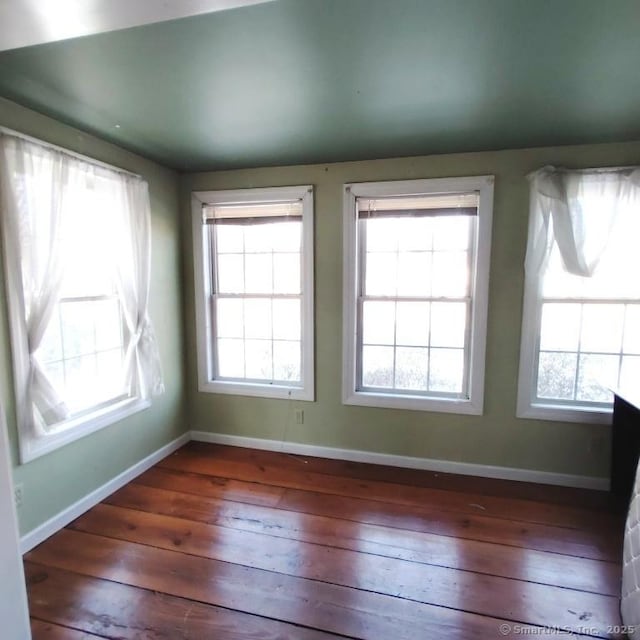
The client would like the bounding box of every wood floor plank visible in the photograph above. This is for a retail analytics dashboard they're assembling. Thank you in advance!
[109,481,621,595]
[68,502,622,634]
[27,529,591,640]
[27,443,622,639]
[132,466,622,561]
[192,442,621,512]
[31,618,106,639]
[26,562,345,640]
[159,446,621,531]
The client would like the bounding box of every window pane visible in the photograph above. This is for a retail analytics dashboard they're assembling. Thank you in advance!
[432,251,468,297]
[60,302,95,359]
[580,305,624,353]
[244,224,275,252]
[273,340,301,382]
[429,348,464,393]
[96,349,125,398]
[362,345,394,388]
[362,301,395,345]
[217,338,244,378]
[245,339,272,379]
[216,225,244,253]
[540,303,581,352]
[365,219,398,252]
[365,252,397,296]
[430,302,466,348]
[64,354,98,412]
[397,218,432,251]
[620,355,640,390]
[397,252,431,297]
[271,221,301,252]
[217,298,244,338]
[273,253,300,294]
[245,253,272,294]
[395,347,428,391]
[244,299,271,339]
[94,299,122,351]
[537,352,577,400]
[623,305,640,354]
[272,299,301,340]
[396,301,429,346]
[432,216,471,250]
[576,354,617,403]
[217,254,244,294]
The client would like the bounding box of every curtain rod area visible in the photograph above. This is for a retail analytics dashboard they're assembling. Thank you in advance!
[529,163,640,179]
[0,125,142,180]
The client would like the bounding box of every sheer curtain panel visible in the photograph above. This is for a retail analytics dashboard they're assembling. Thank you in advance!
[525,165,640,282]
[0,132,163,459]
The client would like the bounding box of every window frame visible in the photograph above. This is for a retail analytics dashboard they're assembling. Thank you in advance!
[0,141,151,464]
[516,168,640,425]
[517,281,619,425]
[342,176,494,414]
[191,185,315,401]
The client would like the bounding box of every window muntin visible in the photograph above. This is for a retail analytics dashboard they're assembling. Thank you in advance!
[343,177,494,415]
[192,186,314,401]
[357,209,475,397]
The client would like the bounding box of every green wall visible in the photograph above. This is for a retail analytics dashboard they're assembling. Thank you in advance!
[0,98,187,534]
[182,140,640,481]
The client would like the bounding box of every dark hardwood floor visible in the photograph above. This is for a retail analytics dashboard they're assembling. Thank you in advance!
[26,442,627,639]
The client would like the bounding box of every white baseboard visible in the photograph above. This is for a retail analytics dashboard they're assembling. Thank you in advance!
[20,432,191,554]
[19,428,610,553]
[190,430,610,492]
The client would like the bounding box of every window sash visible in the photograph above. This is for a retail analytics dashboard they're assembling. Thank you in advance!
[354,215,476,399]
[39,294,129,416]
[533,299,640,408]
[210,292,303,386]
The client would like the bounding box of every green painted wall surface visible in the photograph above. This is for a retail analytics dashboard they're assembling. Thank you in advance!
[182,140,640,480]
[0,98,187,534]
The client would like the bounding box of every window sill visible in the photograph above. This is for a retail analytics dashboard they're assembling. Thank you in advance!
[343,390,483,415]
[20,397,151,463]
[199,379,314,402]
[516,402,612,425]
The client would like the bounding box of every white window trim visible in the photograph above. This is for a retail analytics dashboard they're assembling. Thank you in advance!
[0,131,156,464]
[342,176,494,415]
[5,275,152,463]
[516,279,612,425]
[192,185,315,401]
[21,398,151,462]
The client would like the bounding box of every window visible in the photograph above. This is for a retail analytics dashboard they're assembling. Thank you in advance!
[0,131,164,462]
[342,176,494,414]
[192,186,314,400]
[518,166,640,423]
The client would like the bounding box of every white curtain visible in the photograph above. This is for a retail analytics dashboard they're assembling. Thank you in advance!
[0,136,71,434]
[525,165,640,281]
[0,132,163,437]
[114,176,164,399]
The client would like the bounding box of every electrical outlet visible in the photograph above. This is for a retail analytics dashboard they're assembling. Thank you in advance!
[295,409,304,425]
[14,483,23,509]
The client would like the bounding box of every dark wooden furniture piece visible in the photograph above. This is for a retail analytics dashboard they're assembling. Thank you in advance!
[611,390,640,500]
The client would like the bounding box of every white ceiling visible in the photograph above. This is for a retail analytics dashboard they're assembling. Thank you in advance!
[0,0,274,52]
